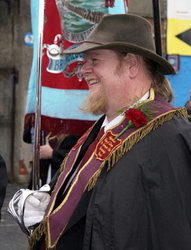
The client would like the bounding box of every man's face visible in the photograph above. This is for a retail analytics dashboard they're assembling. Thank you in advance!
[81,49,124,114]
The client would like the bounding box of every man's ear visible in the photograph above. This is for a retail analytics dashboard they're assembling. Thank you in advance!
[124,53,141,79]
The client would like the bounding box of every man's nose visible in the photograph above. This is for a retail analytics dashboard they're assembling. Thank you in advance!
[81,61,92,76]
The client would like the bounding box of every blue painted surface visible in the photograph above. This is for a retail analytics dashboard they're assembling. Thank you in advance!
[167,56,191,107]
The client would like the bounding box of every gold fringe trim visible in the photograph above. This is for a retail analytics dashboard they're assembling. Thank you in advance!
[87,108,186,191]
[59,153,69,172]
[183,107,189,119]
[28,218,47,250]
[86,167,102,191]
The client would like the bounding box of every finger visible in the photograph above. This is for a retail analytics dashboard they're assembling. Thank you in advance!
[26,195,40,207]
[33,192,50,202]
[46,132,51,144]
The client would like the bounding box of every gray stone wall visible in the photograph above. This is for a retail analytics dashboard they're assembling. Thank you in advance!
[14,0,33,183]
[0,0,32,182]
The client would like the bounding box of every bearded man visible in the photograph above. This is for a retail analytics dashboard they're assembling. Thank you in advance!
[9,14,191,250]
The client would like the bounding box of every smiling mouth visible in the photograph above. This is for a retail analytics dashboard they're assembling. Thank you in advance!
[85,78,99,86]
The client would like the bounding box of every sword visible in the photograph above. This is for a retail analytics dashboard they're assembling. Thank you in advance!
[32,0,45,190]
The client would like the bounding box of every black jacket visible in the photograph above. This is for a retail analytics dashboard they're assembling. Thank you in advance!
[33,116,191,250]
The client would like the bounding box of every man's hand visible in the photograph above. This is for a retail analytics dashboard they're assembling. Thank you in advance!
[21,191,50,227]
[8,184,51,234]
[40,138,53,160]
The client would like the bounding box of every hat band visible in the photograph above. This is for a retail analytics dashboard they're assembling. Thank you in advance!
[84,40,106,45]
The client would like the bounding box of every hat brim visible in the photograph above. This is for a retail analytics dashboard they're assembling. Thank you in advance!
[63,42,175,75]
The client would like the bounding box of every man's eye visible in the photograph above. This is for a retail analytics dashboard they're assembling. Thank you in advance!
[91,58,98,64]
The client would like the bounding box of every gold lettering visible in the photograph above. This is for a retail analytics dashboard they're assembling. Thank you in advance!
[102,143,109,150]
[109,136,116,143]
[105,138,114,148]
[100,147,106,154]
[97,152,102,157]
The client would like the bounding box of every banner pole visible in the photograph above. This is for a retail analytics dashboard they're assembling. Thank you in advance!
[152,0,162,56]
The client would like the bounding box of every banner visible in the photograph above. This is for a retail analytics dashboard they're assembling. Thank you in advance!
[24,0,127,142]
[167,0,191,55]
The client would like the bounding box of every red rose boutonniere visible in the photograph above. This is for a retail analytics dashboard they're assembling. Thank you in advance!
[125,108,148,127]
[115,104,154,139]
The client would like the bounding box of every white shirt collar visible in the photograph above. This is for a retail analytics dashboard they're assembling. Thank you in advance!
[102,91,150,132]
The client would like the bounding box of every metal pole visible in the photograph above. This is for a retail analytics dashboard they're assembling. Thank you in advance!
[152,0,162,56]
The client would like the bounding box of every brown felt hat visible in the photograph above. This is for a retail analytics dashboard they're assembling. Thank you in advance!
[63,14,175,75]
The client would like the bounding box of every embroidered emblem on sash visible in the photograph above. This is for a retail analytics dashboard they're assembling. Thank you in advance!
[95,130,122,161]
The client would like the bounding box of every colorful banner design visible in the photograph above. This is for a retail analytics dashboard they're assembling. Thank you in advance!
[24,0,127,142]
[167,0,191,55]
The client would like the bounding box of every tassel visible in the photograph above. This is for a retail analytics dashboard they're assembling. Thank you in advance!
[28,219,47,250]
[105,0,115,8]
